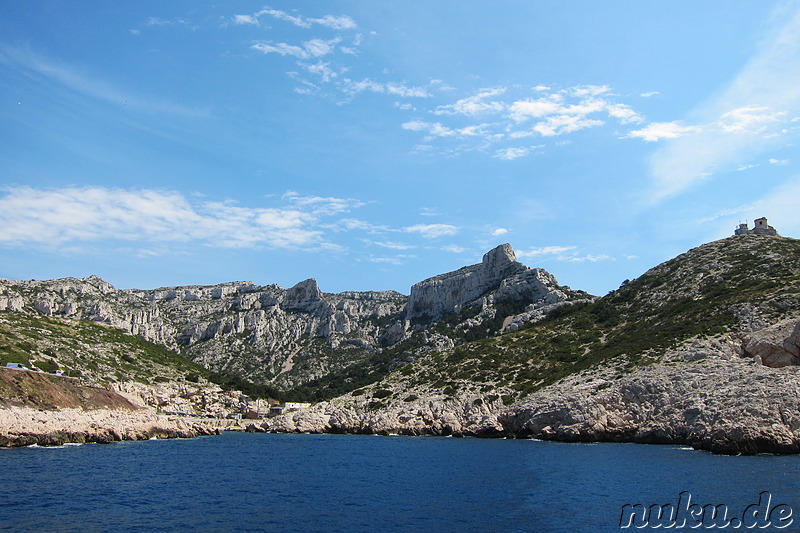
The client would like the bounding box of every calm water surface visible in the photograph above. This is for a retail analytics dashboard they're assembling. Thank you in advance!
[1,432,798,532]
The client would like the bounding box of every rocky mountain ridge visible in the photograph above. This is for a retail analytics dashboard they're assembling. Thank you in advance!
[0,244,587,392]
[264,234,800,454]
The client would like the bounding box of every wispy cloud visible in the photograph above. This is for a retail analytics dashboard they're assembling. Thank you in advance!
[433,87,506,116]
[372,241,416,250]
[240,8,357,30]
[252,37,342,59]
[626,121,700,142]
[516,246,577,259]
[401,84,645,158]
[0,45,205,117]
[442,244,467,253]
[516,245,612,263]
[494,146,537,160]
[402,223,460,238]
[0,187,367,251]
[642,3,800,201]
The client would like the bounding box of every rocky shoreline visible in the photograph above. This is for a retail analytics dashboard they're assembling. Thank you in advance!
[4,349,799,454]
[0,405,227,447]
[257,336,800,455]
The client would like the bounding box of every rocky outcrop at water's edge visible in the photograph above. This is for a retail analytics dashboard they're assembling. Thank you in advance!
[0,406,223,447]
[262,334,800,455]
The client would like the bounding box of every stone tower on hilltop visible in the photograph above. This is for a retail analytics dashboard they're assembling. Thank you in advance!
[734,217,779,236]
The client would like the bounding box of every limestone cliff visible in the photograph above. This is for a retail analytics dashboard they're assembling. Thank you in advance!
[263,234,800,454]
[406,243,580,327]
[0,244,581,391]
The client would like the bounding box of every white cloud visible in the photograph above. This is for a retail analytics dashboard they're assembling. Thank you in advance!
[515,245,611,263]
[402,224,459,238]
[418,207,440,217]
[433,87,506,116]
[252,38,340,60]
[509,95,565,121]
[343,79,432,98]
[328,218,389,233]
[303,38,341,57]
[250,8,357,30]
[569,84,611,97]
[233,14,258,25]
[0,187,370,251]
[254,8,310,28]
[401,121,483,139]
[282,191,365,214]
[308,14,357,30]
[646,4,800,201]
[442,245,467,253]
[516,246,576,259]
[564,254,612,263]
[719,105,786,134]
[368,256,405,265]
[694,205,754,224]
[491,228,509,236]
[494,147,531,160]
[147,17,173,27]
[640,91,660,98]
[769,158,789,165]
[507,87,642,138]
[627,121,701,142]
[533,115,605,137]
[373,241,415,250]
[252,42,309,58]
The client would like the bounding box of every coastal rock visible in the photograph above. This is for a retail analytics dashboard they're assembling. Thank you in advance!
[0,406,224,447]
[740,318,800,367]
[502,345,800,455]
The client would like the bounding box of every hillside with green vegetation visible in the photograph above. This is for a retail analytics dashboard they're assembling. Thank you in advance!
[375,234,800,401]
[0,313,281,400]
[3,234,798,412]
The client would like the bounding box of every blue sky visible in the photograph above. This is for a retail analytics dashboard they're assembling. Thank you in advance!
[1,1,800,296]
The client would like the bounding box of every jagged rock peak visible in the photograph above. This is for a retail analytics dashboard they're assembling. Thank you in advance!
[483,243,516,267]
[282,278,323,310]
[406,243,532,322]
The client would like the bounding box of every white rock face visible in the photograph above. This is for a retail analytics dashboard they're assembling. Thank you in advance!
[264,335,800,454]
[406,244,582,323]
[406,244,521,321]
[504,350,800,455]
[739,317,800,367]
[0,244,585,388]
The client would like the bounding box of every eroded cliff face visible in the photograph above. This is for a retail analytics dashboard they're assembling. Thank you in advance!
[406,244,588,330]
[262,333,800,454]
[0,244,583,389]
[503,336,800,455]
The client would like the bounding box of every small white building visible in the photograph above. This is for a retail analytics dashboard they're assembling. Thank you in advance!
[284,402,311,411]
[268,402,312,416]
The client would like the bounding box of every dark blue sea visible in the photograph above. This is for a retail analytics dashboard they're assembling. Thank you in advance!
[1,432,799,532]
